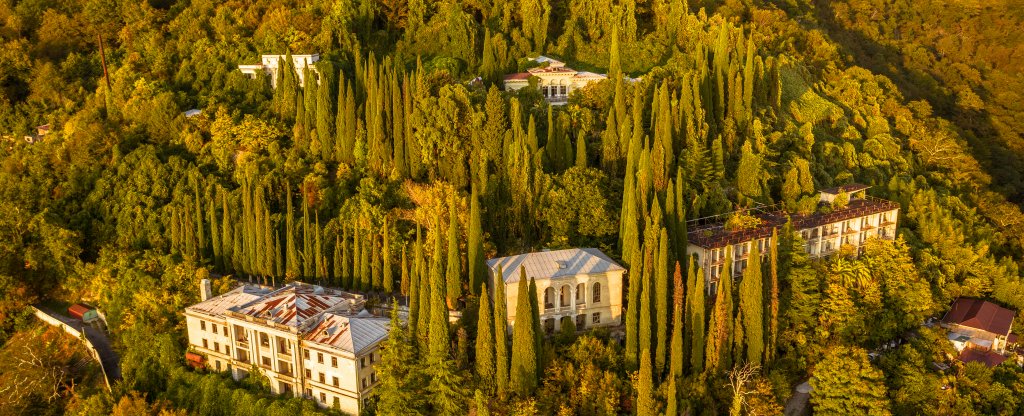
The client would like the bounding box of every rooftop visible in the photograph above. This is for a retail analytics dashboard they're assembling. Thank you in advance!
[688,192,900,250]
[487,248,625,283]
[820,183,870,195]
[304,311,390,355]
[942,298,1016,336]
[228,282,362,328]
[957,348,1007,367]
[186,284,273,318]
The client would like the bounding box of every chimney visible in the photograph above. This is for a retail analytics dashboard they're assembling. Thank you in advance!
[200,278,213,301]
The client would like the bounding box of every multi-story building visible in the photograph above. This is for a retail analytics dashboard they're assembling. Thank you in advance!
[184,281,389,414]
[687,184,900,292]
[503,56,607,105]
[487,248,625,333]
[238,54,320,88]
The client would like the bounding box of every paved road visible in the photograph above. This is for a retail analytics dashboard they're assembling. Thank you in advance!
[783,381,812,416]
[35,306,121,382]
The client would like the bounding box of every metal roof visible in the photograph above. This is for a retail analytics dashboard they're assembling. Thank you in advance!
[486,248,625,283]
[186,284,273,318]
[820,183,870,195]
[942,298,1016,336]
[304,312,390,355]
[228,283,361,328]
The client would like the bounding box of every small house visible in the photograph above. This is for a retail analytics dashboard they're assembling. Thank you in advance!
[941,297,1016,354]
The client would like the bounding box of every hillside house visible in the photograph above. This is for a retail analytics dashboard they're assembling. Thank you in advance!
[942,297,1016,354]
[487,248,624,333]
[503,57,607,104]
[238,54,320,88]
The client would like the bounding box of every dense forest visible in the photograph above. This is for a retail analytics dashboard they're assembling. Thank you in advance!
[1,0,1023,414]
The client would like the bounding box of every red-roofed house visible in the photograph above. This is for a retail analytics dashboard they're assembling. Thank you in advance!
[941,298,1016,353]
[957,347,1008,368]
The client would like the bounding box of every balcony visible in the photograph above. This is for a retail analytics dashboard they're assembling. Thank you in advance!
[236,340,249,350]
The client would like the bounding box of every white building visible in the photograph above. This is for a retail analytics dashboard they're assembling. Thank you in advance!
[184,281,389,414]
[687,184,900,293]
[503,57,607,104]
[487,248,625,333]
[238,54,320,88]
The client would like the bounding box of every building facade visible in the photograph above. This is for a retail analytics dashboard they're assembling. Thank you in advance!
[487,248,625,333]
[687,184,900,292]
[941,297,1016,354]
[238,54,320,88]
[184,281,389,414]
[503,57,607,104]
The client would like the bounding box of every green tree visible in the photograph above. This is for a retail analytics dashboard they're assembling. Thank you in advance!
[706,250,733,373]
[739,240,764,365]
[810,346,892,416]
[428,210,450,362]
[383,217,394,293]
[467,185,485,296]
[445,199,462,307]
[654,228,670,376]
[374,306,425,415]
[475,282,495,390]
[635,348,658,416]
[668,261,685,381]
[493,266,510,399]
[510,268,538,396]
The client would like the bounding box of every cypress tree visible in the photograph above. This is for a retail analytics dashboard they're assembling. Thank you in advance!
[361,230,371,291]
[232,222,243,274]
[655,228,670,376]
[302,194,312,278]
[687,258,705,374]
[635,348,657,416]
[608,24,621,80]
[400,244,410,296]
[303,67,318,145]
[375,307,422,415]
[428,212,450,362]
[767,228,779,363]
[408,247,421,342]
[528,277,542,379]
[668,261,685,381]
[665,377,679,416]
[314,213,325,282]
[220,188,233,271]
[575,135,587,168]
[510,268,538,396]
[445,200,462,307]
[372,234,382,290]
[475,282,496,390]
[739,240,764,364]
[274,230,284,279]
[280,51,298,120]
[341,225,351,289]
[493,265,510,399]
[638,244,654,372]
[467,186,485,296]
[285,183,299,278]
[194,184,206,258]
[624,248,643,369]
[383,218,394,293]
[333,236,342,287]
[209,187,221,269]
[417,231,432,353]
[315,65,335,160]
[706,250,733,373]
[268,208,279,279]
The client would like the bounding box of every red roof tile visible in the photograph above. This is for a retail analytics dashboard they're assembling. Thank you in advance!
[503,72,531,81]
[942,298,1016,336]
[957,348,1007,367]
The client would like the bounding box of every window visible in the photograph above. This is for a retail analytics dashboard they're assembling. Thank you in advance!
[317,352,324,364]
[362,378,368,389]
[360,357,366,368]
[331,356,337,367]
[222,327,228,336]
[200,321,206,331]
[259,333,269,347]
[261,356,271,366]
[214,342,219,351]
[212,323,217,333]
[592,312,600,324]
[303,349,310,360]
[224,345,229,354]
[371,372,377,383]
[320,392,326,403]
[215,360,221,371]
[333,376,339,387]
[370,352,376,363]
[319,372,325,383]
[333,397,340,409]
[305,369,311,378]
[576,283,585,303]
[592,283,601,303]
[202,339,208,348]
[305,388,312,397]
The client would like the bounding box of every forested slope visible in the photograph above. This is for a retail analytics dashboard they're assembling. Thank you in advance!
[0,0,1022,414]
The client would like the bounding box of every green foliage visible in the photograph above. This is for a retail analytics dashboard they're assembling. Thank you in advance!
[510,270,538,396]
[810,345,892,416]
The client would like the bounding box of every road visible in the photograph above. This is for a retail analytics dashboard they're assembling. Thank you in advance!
[34,306,122,382]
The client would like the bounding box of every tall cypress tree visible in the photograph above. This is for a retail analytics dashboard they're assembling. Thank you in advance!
[767,228,780,364]
[285,183,299,278]
[668,261,685,381]
[208,187,221,269]
[635,348,657,416]
[371,234,382,290]
[428,211,450,362]
[655,228,670,376]
[467,186,485,296]
[360,230,371,290]
[341,225,351,288]
[625,248,643,369]
[417,230,432,353]
[445,200,462,307]
[475,282,496,391]
[510,268,538,396]
[493,265,510,399]
[575,135,588,168]
[333,236,342,287]
[528,277,542,379]
[408,248,421,343]
[687,258,705,374]
[638,244,654,373]
[400,244,410,296]
[383,218,394,293]
[315,65,335,160]
[740,240,764,364]
[220,188,233,272]
[706,250,733,373]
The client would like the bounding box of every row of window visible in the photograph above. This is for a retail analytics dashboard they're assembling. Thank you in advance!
[541,282,602,309]
[198,320,228,337]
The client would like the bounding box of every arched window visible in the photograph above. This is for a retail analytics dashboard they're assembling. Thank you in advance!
[544,287,555,310]
[576,283,586,303]
[560,285,571,307]
[593,282,601,303]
